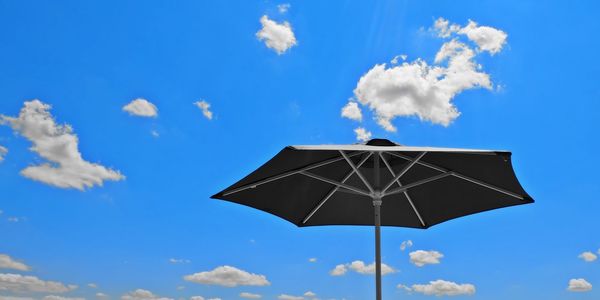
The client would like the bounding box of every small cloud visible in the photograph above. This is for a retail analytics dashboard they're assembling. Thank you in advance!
[567,278,592,292]
[330,260,395,276]
[409,250,443,267]
[87,283,98,289]
[96,292,109,299]
[193,101,213,120]
[43,296,85,300]
[256,15,297,55]
[121,289,173,300]
[578,251,597,262]
[0,254,31,271]
[353,127,372,142]
[390,55,408,64]
[397,284,412,292]
[176,286,185,291]
[183,266,270,287]
[0,145,7,162]
[122,98,158,118]
[329,264,347,276]
[277,295,303,300]
[277,3,290,14]
[303,291,316,297]
[240,292,261,299]
[7,217,21,223]
[410,279,476,296]
[150,130,160,138]
[341,101,362,122]
[308,258,317,263]
[169,258,191,264]
[400,240,413,251]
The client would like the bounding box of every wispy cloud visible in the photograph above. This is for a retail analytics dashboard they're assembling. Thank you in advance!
[400,240,413,251]
[353,127,371,142]
[0,100,124,190]
[0,145,7,162]
[168,258,191,264]
[0,254,30,271]
[277,3,290,14]
[256,15,297,55]
[239,292,261,299]
[193,101,213,120]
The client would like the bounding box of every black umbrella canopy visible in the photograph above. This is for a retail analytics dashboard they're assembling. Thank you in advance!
[211,138,533,229]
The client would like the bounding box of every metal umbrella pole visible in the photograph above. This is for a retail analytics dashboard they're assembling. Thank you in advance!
[373,152,382,300]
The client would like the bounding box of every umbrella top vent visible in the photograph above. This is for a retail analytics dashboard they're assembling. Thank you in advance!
[365,139,399,146]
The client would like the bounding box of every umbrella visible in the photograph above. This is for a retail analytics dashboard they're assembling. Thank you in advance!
[211,138,533,299]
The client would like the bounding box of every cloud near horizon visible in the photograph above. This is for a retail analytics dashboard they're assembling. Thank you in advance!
[184,266,270,287]
[0,100,124,190]
[0,273,77,294]
[403,279,476,296]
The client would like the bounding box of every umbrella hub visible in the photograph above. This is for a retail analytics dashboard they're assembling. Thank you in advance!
[365,138,399,146]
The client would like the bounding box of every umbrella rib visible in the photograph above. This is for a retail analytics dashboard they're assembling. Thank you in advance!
[385,152,525,200]
[300,171,371,197]
[379,153,427,228]
[384,172,454,197]
[381,152,427,193]
[222,151,365,196]
[340,150,374,193]
[302,152,373,224]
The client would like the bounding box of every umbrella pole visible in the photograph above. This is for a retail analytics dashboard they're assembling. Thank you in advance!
[373,152,382,300]
[374,197,382,300]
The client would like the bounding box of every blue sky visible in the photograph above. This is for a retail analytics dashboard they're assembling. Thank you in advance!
[0,0,599,299]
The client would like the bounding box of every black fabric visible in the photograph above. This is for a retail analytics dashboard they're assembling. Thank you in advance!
[211,144,533,229]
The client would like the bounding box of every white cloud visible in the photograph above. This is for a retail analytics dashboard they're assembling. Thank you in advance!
[330,261,395,276]
[397,284,412,292]
[189,297,204,300]
[329,264,347,276]
[458,20,507,55]
[6,217,20,223]
[183,266,270,287]
[168,258,190,264]
[354,39,491,131]
[277,4,290,14]
[122,98,158,118]
[277,295,303,300]
[0,296,35,300]
[87,283,97,289]
[409,250,444,267]
[0,273,77,293]
[353,127,371,142]
[308,258,317,263]
[411,280,476,296]
[0,100,125,190]
[0,254,30,271]
[150,130,159,138]
[96,293,108,299]
[433,18,461,38]
[303,291,316,297]
[121,289,172,300]
[43,296,85,300]
[391,55,408,65]
[256,15,297,55]
[240,292,261,299]
[400,240,413,251]
[193,101,213,120]
[341,102,362,121]
[348,18,504,132]
[0,146,7,162]
[567,278,592,292]
[578,251,597,262]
